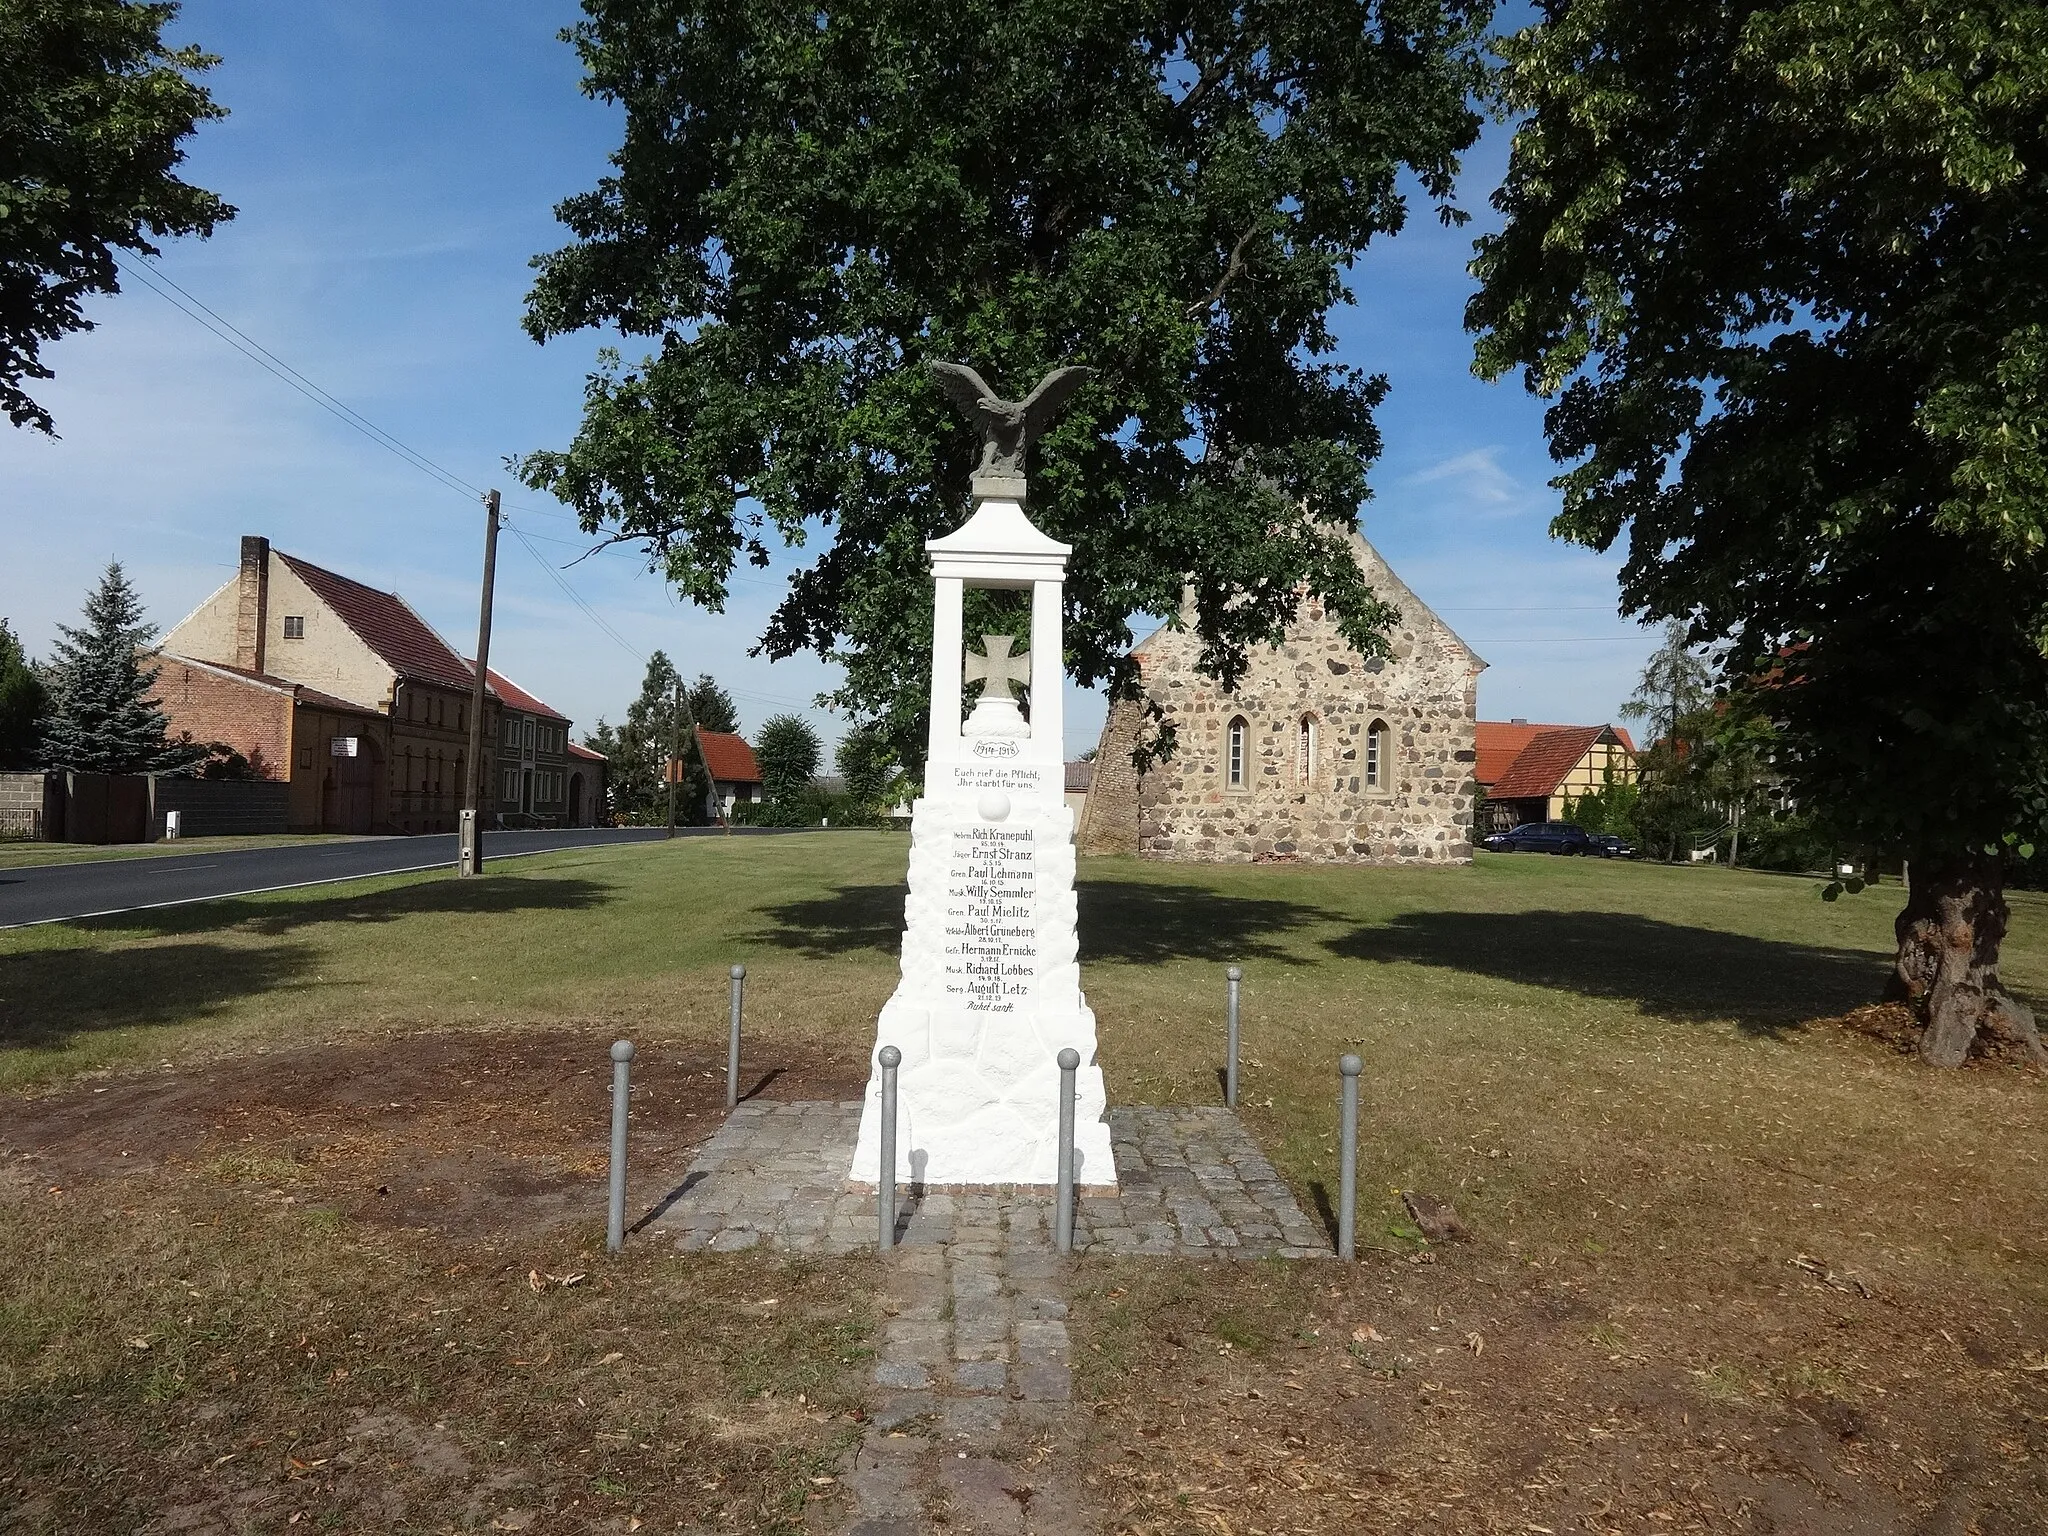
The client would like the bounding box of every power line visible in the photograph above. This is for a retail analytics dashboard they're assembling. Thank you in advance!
[117,254,699,681]
[122,255,587,523]
[501,518,645,662]
[119,255,486,502]
[116,259,881,719]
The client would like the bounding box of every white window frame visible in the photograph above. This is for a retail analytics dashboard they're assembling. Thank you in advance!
[1226,716,1248,789]
[1365,719,1387,789]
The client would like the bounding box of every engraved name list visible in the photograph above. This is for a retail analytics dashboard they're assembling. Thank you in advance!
[942,824,1037,1012]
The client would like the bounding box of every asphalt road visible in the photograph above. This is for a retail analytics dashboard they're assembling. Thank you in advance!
[0,826,769,929]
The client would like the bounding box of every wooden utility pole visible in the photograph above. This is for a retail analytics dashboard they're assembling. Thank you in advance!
[459,490,500,877]
[664,677,682,839]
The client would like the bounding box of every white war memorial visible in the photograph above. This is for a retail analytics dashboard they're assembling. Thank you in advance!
[849,362,1117,1189]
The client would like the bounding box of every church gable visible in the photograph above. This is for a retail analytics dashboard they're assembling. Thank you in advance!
[1078,534,1483,864]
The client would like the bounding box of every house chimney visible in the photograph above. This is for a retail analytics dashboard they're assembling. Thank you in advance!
[235,535,270,672]
[1510,717,1528,726]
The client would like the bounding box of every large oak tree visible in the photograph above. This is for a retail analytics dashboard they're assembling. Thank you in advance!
[520,0,1493,775]
[1469,0,2048,1065]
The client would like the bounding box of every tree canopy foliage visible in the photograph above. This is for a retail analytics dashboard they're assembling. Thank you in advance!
[835,723,897,812]
[0,0,234,432]
[0,618,44,769]
[521,0,1493,772]
[754,713,822,808]
[1469,0,2048,1063]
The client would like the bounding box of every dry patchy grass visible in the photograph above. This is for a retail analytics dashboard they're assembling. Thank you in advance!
[0,1189,873,1533]
[0,1027,876,1533]
[1056,854,2048,1533]
[5,836,2047,1531]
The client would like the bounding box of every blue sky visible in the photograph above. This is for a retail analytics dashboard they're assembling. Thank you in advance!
[0,1,1656,759]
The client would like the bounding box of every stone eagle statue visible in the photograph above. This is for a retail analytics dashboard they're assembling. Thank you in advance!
[927,360,1093,479]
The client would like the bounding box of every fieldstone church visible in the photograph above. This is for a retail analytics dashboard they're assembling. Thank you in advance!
[1077,533,1484,864]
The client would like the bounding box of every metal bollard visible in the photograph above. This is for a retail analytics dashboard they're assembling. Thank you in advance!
[1055,1047,1080,1253]
[877,1045,901,1252]
[726,964,746,1109]
[607,1038,635,1253]
[1225,965,1242,1108]
[1337,1053,1362,1260]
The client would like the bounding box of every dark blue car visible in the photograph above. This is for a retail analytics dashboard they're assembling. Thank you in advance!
[1483,821,1594,855]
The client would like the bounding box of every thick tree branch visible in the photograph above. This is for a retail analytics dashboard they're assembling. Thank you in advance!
[1186,229,1258,320]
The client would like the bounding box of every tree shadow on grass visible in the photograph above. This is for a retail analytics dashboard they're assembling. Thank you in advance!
[1077,880,1337,966]
[749,882,908,959]
[82,875,613,939]
[1325,909,1889,1036]
[0,939,317,1052]
[750,877,1338,966]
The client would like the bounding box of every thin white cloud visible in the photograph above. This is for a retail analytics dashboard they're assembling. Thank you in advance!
[1401,445,1539,515]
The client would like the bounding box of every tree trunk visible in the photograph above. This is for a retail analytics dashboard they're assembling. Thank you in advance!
[1886,853,2047,1067]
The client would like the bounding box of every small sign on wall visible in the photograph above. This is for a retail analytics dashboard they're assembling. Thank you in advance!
[331,737,359,757]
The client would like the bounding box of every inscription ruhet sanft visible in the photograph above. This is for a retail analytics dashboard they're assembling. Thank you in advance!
[943,825,1038,1012]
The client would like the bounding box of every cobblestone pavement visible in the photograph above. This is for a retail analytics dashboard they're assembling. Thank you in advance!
[840,1198,1089,1535]
[654,1101,1326,1258]
[645,1100,1326,1533]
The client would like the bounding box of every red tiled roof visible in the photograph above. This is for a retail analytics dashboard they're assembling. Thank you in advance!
[1480,722,1638,800]
[696,730,760,784]
[467,663,568,722]
[1474,721,1556,786]
[567,741,607,762]
[1490,726,1606,800]
[277,552,479,692]
[1476,720,1637,790]
[160,653,385,719]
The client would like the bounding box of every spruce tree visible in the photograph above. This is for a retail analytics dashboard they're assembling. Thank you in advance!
[687,674,739,735]
[612,651,715,825]
[580,717,624,822]
[40,562,194,774]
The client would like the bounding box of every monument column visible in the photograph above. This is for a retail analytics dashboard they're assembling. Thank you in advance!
[849,359,1113,1190]
[929,574,965,767]
[1028,575,1063,764]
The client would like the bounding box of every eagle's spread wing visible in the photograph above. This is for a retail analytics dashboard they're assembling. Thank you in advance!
[1019,366,1092,437]
[926,360,998,424]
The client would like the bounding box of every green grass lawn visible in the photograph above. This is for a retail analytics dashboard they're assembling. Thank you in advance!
[0,832,370,870]
[4,836,2044,1531]
[4,832,2004,1088]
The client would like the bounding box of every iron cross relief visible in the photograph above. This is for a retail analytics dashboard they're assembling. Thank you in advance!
[963,635,1032,699]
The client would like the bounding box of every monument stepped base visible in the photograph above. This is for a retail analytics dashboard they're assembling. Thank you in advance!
[654,1100,1328,1259]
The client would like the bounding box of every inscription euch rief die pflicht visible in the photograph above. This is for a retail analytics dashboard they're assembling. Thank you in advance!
[942,824,1036,1012]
